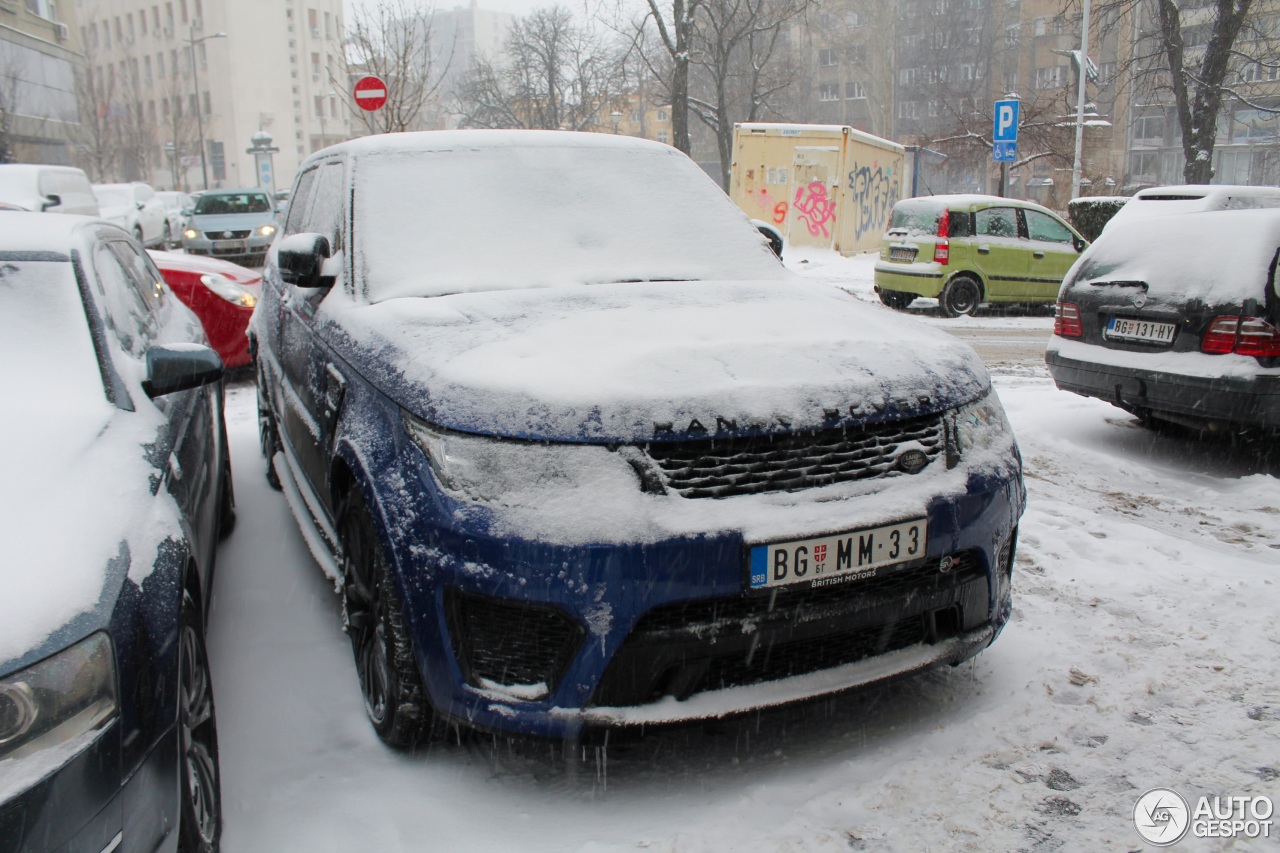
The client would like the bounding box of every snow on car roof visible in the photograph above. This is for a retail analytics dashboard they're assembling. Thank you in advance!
[341,130,786,300]
[1071,208,1280,303]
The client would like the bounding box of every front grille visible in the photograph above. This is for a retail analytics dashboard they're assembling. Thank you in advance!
[643,414,945,499]
[208,229,252,240]
[446,591,583,694]
[591,551,988,707]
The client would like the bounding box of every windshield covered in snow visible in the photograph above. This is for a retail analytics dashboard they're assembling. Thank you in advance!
[93,186,133,208]
[352,141,784,301]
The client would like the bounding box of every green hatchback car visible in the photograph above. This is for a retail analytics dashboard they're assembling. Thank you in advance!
[873,195,1087,317]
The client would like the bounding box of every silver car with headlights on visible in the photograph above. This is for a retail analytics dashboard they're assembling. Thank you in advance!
[182,188,278,266]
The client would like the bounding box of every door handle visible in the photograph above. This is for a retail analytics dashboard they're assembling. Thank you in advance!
[1033,251,1045,259]
[977,246,990,254]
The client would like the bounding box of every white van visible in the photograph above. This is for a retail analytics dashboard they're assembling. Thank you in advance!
[0,164,100,215]
[1103,184,1280,232]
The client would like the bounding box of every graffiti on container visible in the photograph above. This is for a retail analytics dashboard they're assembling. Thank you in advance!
[747,188,790,225]
[773,201,788,224]
[793,182,836,238]
[847,162,899,241]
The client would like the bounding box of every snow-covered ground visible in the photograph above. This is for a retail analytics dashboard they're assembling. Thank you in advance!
[207,251,1279,851]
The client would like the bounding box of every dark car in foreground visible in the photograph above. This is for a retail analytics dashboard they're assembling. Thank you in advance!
[182,189,278,266]
[254,130,1025,747]
[0,214,231,851]
[1047,209,1280,432]
[150,250,261,369]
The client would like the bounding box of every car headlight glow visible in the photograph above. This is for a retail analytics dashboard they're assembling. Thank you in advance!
[402,411,613,504]
[0,632,117,764]
[952,390,1015,458]
[200,273,258,308]
[258,224,277,237]
[183,228,199,240]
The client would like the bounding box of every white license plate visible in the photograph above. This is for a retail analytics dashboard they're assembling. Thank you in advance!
[213,240,246,251]
[889,246,917,262]
[1106,316,1176,344]
[748,519,927,591]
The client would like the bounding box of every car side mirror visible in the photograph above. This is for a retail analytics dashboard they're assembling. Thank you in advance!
[41,194,62,212]
[142,344,224,398]
[1073,236,1088,253]
[749,219,784,260]
[136,202,145,211]
[278,232,333,289]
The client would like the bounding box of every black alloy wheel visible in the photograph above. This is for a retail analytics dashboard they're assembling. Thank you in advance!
[256,367,282,491]
[338,489,432,748]
[941,275,982,318]
[878,289,916,311]
[178,589,221,853]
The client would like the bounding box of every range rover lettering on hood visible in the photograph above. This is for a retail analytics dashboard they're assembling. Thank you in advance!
[652,394,938,438]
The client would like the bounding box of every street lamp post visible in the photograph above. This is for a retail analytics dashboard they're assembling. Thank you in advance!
[1071,0,1092,200]
[187,26,227,191]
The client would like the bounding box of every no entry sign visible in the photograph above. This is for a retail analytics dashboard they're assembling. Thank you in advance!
[353,75,388,112]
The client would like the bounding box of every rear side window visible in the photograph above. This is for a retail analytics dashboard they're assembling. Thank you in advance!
[976,207,1018,238]
[889,201,944,235]
[947,211,972,237]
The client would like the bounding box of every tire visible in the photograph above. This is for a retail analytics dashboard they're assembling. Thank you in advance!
[338,488,431,748]
[256,368,282,491]
[940,275,982,318]
[216,451,236,539]
[178,588,221,853]
[878,289,916,311]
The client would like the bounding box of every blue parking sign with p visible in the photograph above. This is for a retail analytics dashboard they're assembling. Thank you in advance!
[994,100,1019,142]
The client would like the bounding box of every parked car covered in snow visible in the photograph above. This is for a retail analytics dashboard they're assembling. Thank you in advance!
[1047,209,1280,432]
[874,195,1087,317]
[0,164,99,215]
[0,214,232,851]
[150,250,261,369]
[156,190,195,248]
[253,130,1025,746]
[92,182,168,247]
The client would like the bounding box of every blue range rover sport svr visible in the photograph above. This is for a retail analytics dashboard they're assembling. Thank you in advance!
[252,130,1026,745]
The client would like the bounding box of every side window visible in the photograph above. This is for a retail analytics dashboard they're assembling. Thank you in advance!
[304,162,346,251]
[948,210,972,237]
[284,167,319,236]
[1025,210,1074,244]
[110,241,168,312]
[975,207,1019,239]
[93,242,157,358]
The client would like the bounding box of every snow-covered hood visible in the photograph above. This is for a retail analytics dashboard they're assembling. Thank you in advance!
[321,278,991,442]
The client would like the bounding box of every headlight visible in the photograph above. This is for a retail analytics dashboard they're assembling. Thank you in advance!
[183,228,199,240]
[200,273,258,308]
[952,391,1015,458]
[258,224,277,237]
[0,633,117,764]
[402,412,613,504]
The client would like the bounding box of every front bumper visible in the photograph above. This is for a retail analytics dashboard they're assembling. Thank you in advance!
[0,720,180,853]
[377,451,1023,741]
[1047,344,1280,429]
[183,235,271,265]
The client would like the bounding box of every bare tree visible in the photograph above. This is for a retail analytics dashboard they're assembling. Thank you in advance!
[627,0,702,153]
[343,0,452,134]
[456,6,620,131]
[1102,0,1273,183]
[689,0,808,186]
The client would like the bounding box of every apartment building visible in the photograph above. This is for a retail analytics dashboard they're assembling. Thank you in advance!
[1,0,84,163]
[75,0,348,191]
[420,2,515,128]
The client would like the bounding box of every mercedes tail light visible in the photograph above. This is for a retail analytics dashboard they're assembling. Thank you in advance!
[1054,302,1083,338]
[1202,315,1280,357]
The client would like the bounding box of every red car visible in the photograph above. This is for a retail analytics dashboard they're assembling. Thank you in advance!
[149,250,261,368]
